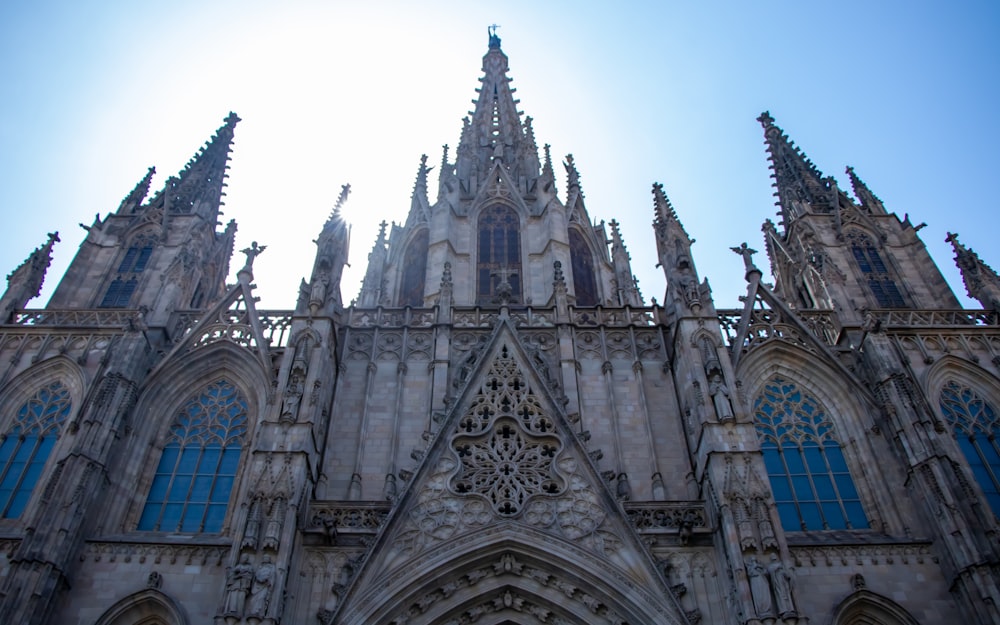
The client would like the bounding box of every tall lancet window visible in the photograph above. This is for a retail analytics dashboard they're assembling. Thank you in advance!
[399,229,429,307]
[753,377,868,530]
[477,205,522,305]
[100,234,155,308]
[0,382,72,518]
[138,379,248,533]
[847,232,906,308]
[569,229,598,306]
[939,381,1000,516]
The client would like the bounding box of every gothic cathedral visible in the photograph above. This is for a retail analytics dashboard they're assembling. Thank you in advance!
[1,32,999,625]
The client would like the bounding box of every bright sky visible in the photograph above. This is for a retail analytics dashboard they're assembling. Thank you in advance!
[2,1,998,310]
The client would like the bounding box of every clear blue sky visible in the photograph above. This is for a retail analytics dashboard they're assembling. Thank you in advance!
[1,1,998,309]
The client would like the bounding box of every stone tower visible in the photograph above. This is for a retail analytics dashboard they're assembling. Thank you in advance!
[0,30,998,625]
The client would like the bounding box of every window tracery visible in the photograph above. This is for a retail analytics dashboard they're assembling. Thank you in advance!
[477,205,521,305]
[847,232,906,308]
[101,234,155,308]
[939,381,1000,516]
[570,228,598,306]
[138,379,248,533]
[0,381,72,518]
[753,377,867,530]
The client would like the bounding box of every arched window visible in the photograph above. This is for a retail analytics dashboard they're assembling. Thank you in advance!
[0,381,72,518]
[569,229,598,306]
[399,229,429,307]
[477,205,522,305]
[939,381,1000,516]
[847,232,906,308]
[753,377,868,530]
[138,379,248,533]
[100,237,155,308]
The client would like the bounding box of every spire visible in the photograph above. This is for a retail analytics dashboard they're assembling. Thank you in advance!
[117,166,156,214]
[758,111,833,229]
[947,232,1000,312]
[406,155,432,226]
[846,166,886,215]
[151,112,240,220]
[453,31,539,198]
[357,220,389,307]
[609,220,642,306]
[652,183,705,313]
[0,232,59,320]
[304,184,352,315]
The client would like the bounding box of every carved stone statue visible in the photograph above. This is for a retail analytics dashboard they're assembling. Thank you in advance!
[768,554,796,618]
[247,555,276,618]
[263,499,283,551]
[746,556,773,618]
[223,554,254,616]
[242,500,261,550]
[281,373,303,422]
[708,372,735,422]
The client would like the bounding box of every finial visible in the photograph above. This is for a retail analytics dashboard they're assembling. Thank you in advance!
[730,242,760,275]
[488,24,501,49]
[239,241,266,276]
[564,154,580,190]
[334,184,351,211]
[757,111,775,127]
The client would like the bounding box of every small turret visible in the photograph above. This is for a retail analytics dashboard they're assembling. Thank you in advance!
[116,167,156,214]
[948,232,1000,313]
[609,220,642,306]
[0,232,59,321]
[405,155,432,227]
[652,182,705,314]
[357,220,389,308]
[305,185,352,316]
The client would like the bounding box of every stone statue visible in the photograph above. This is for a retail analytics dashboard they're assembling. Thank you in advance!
[242,500,261,550]
[768,554,796,618]
[310,272,329,313]
[247,555,276,617]
[708,372,735,422]
[746,556,773,618]
[223,554,254,616]
[281,374,303,422]
[263,499,283,551]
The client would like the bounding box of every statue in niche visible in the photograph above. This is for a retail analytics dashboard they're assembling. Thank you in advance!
[708,372,735,422]
[755,498,778,551]
[242,499,261,550]
[310,271,329,314]
[247,555,276,618]
[746,556,773,618]
[223,554,254,616]
[281,372,303,422]
[262,498,284,551]
[768,554,796,618]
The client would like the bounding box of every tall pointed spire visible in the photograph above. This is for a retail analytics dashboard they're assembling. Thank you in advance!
[150,112,240,221]
[758,111,834,229]
[652,183,705,313]
[116,166,156,214]
[405,155,432,226]
[306,184,352,316]
[0,232,59,320]
[846,166,886,215]
[947,232,1000,312]
[357,220,389,307]
[609,220,642,306]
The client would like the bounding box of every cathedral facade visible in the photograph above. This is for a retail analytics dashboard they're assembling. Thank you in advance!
[1,32,999,625]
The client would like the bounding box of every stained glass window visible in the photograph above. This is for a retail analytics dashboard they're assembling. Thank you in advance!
[399,229,429,307]
[138,379,248,533]
[0,382,72,518]
[848,232,906,308]
[753,377,868,530]
[477,205,522,305]
[940,381,1000,516]
[99,242,154,308]
[569,229,598,306]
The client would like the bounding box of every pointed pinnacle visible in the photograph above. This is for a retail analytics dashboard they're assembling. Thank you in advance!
[118,166,156,212]
[845,166,884,212]
[651,182,677,223]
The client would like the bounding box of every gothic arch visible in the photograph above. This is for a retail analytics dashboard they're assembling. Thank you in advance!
[398,228,429,307]
[337,528,684,625]
[100,228,160,308]
[843,228,908,309]
[115,342,266,533]
[568,227,599,306]
[93,588,189,625]
[831,589,920,625]
[474,203,524,305]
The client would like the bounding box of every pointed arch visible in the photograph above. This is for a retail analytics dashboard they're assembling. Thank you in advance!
[93,588,189,625]
[399,228,429,307]
[751,374,868,530]
[844,229,906,308]
[0,358,83,519]
[568,228,598,306]
[832,589,920,625]
[476,204,522,305]
[100,229,159,308]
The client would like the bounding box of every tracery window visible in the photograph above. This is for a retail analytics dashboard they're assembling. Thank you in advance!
[399,229,429,307]
[753,377,868,530]
[939,381,1000,516]
[0,382,72,518]
[569,229,598,306]
[847,232,906,308]
[477,205,522,305]
[100,240,154,308]
[138,379,248,533]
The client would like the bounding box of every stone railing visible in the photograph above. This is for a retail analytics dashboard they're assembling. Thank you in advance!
[624,501,709,533]
[344,305,660,329]
[306,502,392,536]
[11,309,141,329]
[717,308,841,352]
[866,309,998,328]
[170,309,294,348]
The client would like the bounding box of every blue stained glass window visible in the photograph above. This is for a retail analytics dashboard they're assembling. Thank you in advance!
[0,382,72,518]
[477,205,522,305]
[569,229,599,306]
[754,377,869,531]
[138,380,248,533]
[399,229,429,307]
[939,381,1000,518]
[847,232,906,308]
